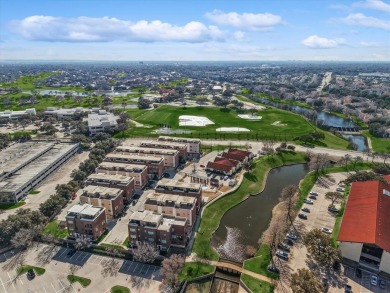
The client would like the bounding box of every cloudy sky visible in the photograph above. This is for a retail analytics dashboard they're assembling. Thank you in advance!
[0,0,389,61]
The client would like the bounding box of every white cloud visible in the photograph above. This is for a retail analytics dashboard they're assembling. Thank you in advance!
[301,35,345,48]
[9,15,224,42]
[353,0,390,12]
[360,41,380,47]
[341,13,390,30]
[204,10,283,30]
[233,31,246,41]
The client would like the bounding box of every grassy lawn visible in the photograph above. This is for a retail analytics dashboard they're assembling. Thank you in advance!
[99,243,125,250]
[122,237,129,247]
[115,105,349,148]
[362,131,390,154]
[0,201,25,210]
[43,220,69,238]
[192,151,307,261]
[331,185,351,247]
[28,189,40,195]
[67,275,91,287]
[111,285,131,293]
[97,229,109,243]
[17,265,46,276]
[179,262,215,281]
[243,245,279,279]
[241,274,274,293]
[2,72,57,91]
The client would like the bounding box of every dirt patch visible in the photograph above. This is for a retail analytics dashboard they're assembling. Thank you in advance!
[219,186,231,192]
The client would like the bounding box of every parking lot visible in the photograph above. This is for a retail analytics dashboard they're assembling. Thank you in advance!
[52,247,161,280]
[341,266,390,293]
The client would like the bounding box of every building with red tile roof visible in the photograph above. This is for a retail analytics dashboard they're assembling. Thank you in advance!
[221,148,253,163]
[206,157,239,175]
[338,175,390,275]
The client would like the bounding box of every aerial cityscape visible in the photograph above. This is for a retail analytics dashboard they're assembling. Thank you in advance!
[0,1,389,293]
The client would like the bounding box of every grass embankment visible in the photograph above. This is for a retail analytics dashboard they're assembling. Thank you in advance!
[192,151,307,261]
[17,265,46,276]
[243,245,279,279]
[331,185,351,246]
[28,189,40,195]
[362,131,390,154]
[43,220,69,238]
[99,243,125,250]
[110,285,131,293]
[0,201,26,210]
[241,274,275,293]
[179,262,215,281]
[96,229,109,243]
[67,275,91,287]
[122,237,129,247]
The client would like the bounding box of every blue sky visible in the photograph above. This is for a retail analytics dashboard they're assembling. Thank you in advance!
[0,0,389,61]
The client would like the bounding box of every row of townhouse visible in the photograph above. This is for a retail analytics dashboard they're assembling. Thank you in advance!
[65,136,201,242]
[206,148,253,175]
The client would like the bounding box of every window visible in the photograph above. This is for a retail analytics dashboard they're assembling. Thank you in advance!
[130,235,137,239]
[130,228,136,232]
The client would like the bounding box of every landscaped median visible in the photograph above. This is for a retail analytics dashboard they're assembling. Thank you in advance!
[67,275,91,287]
[17,265,46,276]
[192,151,307,261]
[179,262,215,281]
[110,285,131,293]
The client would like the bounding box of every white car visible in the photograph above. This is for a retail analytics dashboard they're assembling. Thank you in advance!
[371,275,378,286]
[321,227,333,234]
[309,191,318,196]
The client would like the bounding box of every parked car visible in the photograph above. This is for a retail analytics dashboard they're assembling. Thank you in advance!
[298,213,308,220]
[371,275,378,286]
[278,243,291,252]
[336,187,344,192]
[309,195,317,200]
[284,239,294,246]
[344,284,352,293]
[286,233,298,240]
[27,269,35,280]
[379,279,386,289]
[309,191,318,196]
[304,199,314,204]
[328,206,340,213]
[276,250,289,260]
[301,207,310,213]
[321,227,333,234]
[267,265,280,274]
[223,175,229,180]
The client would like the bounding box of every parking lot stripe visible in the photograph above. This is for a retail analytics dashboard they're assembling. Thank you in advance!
[79,252,90,262]
[57,248,69,258]
[43,287,48,293]
[76,252,87,261]
[70,251,80,260]
[6,273,14,290]
[132,262,139,273]
[126,261,135,272]
[0,277,7,293]
[144,265,151,275]
[18,276,23,285]
[51,282,57,292]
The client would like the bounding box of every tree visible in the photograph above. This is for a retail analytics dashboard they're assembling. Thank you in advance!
[11,226,42,250]
[132,243,159,263]
[159,254,185,293]
[39,123,57,135]
[70,169,87,182]
[343,171,385,185]
[280,184,298,229]
[303,229,340,269]
[325,192,343,207]
[352,156,363,170]
[74,237,91,251]
[372,163,390,175]
[39,194,67,218]
[138,97,151,109]
[101,247,121,277]
[340,154,351,171]
[290,268,323,293]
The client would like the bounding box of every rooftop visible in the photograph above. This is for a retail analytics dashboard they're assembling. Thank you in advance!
[86,113,117,128]
[338,176,390,252]
[78,185,123,199]
[158,136,200,143]
[116,146,179,156]
[140,140,187,149]
[86,173,134,184]
[156,179,201,190]
[97,162,147,172]
[129,210,162,224]
[105,153,163,163]
[67,204,103,218]
[146,193,196,206]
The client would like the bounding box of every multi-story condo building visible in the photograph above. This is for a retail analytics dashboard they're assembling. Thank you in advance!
[84,173,135,202]
[155,179,202,211]
[78,185,124,219]
[104,153,164,180]
[338,175,390,275]
[128,210,187,251]
[115,146,180,169]
[144,193,197,227]
[95,162,148,189]
[139,140,188,160]
[157,136,201,158]
[66,204,107,240]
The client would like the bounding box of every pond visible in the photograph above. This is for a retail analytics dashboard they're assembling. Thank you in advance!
[212,164,308,261]
[342,134,368,152]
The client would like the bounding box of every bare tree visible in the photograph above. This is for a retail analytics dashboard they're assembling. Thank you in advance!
[74,237,91,251]
[325,192,343,207]
[352,156,363,170]
[280,184,298,229]
[101,247,121,277]
[159,254,185,293]
[11,226,42,250]
[132,243,159,263]
[290,268,323,293]
[308,153,329,177]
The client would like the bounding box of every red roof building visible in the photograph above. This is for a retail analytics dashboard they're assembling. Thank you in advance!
[206,157,239,175]
[221,148,252,163]
[338,175,390,275]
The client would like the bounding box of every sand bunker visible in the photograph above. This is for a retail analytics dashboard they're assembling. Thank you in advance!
[179,115,214,127]
[238,114,262,120]
[272,121,287,126]
[216,127,250,132]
